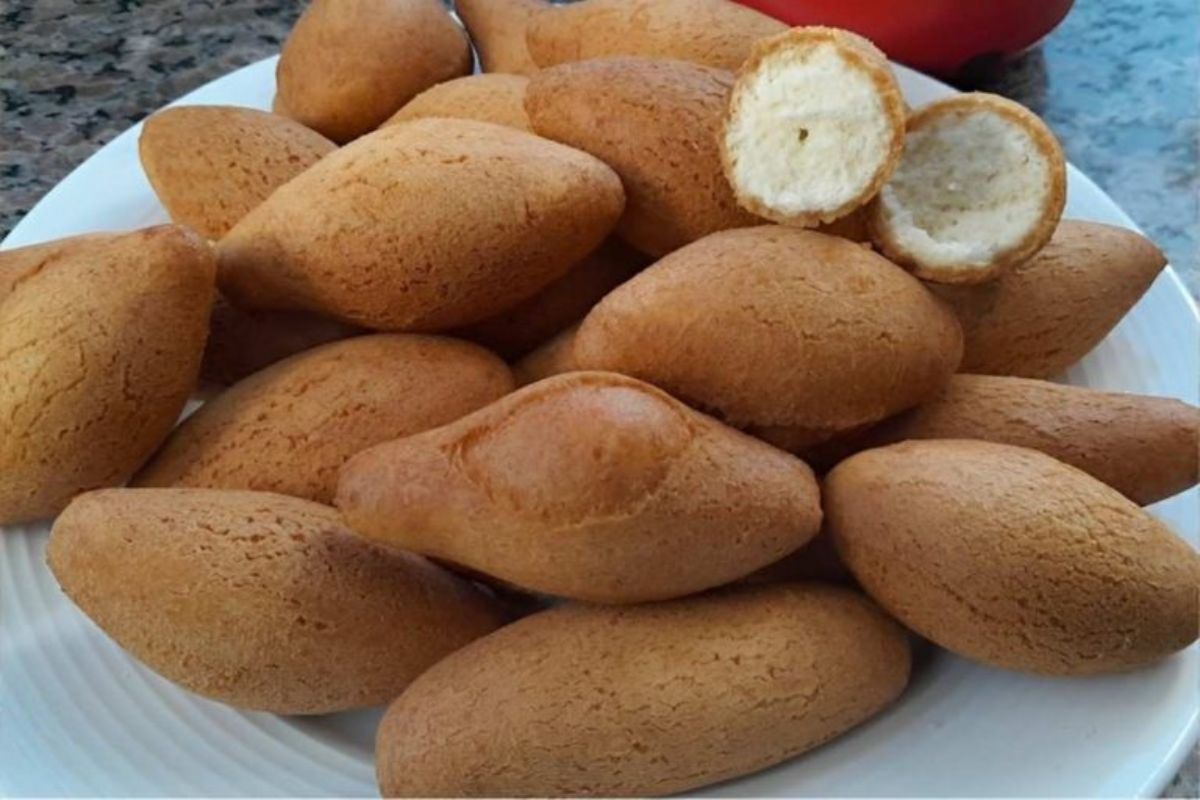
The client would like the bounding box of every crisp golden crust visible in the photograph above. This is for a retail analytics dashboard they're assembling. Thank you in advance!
[573,226,963,439]
[135,335,513,504]
[525,0,786,71]
[827,440,1200,675]
[0,231,110,304]
[868,92,1067,284]
[796,374,1200,504]
[856,374,1200,505]
[930,220,1166,378]
[382,73,533,132]
[376,584,909,796]
[337,371,822,603]
[526,56,760,257]
[275,0,471,143]
[47,488,506,714]
[0,226,215,524]
[216,118,625,331]
[139,105,336,239]
[456,0,548,75]
[721,26,907,227]
[457,237,647,359]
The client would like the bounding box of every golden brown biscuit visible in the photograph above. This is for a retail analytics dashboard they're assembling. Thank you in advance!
[527,56,760,257]
[138,105,336,239]
[869,93,1067,284]
[276,0,471,142]
[526,0,786,71]
[827,439,1200,675]
[457,237,646,359]
[0,227,215,524]
[337,371,823,603]
[930,220,1166,378]
[47,488,506,713]
[573,226,963,445]
[0,232,109,302]
[455,0,548,75]
[835,374,1200,506]
[382,73,532,132]
[217,118,625,331]
[722,27,906,228]
[135,335,513,503]
[376,584,910,797]
[200,295,363,385]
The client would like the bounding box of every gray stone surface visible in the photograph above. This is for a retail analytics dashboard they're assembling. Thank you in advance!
[0,0,1196,796]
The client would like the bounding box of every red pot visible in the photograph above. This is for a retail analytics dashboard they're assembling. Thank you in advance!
[737,0,1074,76]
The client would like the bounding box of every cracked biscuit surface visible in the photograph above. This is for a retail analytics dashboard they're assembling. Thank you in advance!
[0,226,214,524]
[383,73,533,133]
[527,56,760,257]
[376,583,909,797]
[136,334,513,504]
[929,220,1166,378]
[573,226,963,447]
[831,374,1200,506]
[217,118,625,332]
[47,488,507,714]
[826,439,1200,675]
[275,0,471,142]
[526,0,785,71]
[138,105,336,239]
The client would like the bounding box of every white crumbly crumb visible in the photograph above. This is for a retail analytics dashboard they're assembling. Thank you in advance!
[725,43,894,216]
[879,110,1051,270]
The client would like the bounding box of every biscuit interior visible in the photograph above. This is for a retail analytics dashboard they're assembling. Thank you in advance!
[877,107,1055,274]
[724,41,897,223]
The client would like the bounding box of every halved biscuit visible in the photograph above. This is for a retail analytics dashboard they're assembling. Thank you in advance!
[868,92,1067,284]
[721,27,906,228]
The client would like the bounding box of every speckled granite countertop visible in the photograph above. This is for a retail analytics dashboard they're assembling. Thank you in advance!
[0,0,1197,795]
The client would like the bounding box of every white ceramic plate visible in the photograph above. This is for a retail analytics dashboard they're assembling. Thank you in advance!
[1,55,1197,798]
